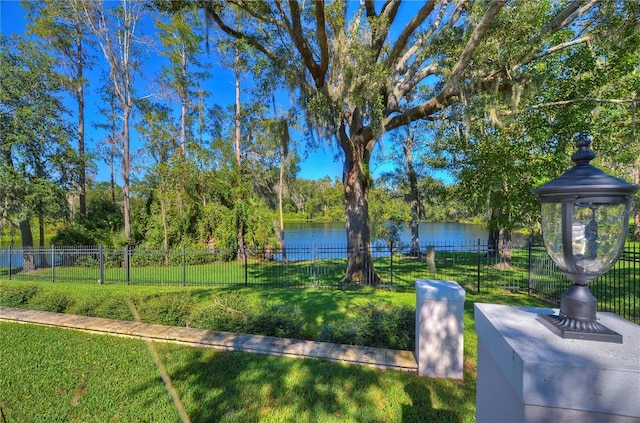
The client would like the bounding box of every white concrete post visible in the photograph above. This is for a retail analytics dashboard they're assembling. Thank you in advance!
[415,279,465,379]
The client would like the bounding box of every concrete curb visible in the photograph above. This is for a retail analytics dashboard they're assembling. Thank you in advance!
[0,307,417,372]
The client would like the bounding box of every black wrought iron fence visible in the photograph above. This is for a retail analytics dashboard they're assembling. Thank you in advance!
[1,240,638,323]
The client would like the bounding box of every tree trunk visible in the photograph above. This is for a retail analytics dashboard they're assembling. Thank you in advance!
[122,104,132,244]
[109,148,116,205]
[404,137,420,254]
[233,49,246,261]
[426,246,436,272]
[279,147,287,264]
[161,197,169,266]
[342,135,380,285]
[37,213,48,267]
[180,49,187,158]
[236,206,246,261]
[19,219,35,272]
[487,228,500,259]
[499,230,513,269]
[77,37,86,219]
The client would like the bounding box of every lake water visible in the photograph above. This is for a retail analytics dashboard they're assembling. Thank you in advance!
[284,221,492,246]
[0,222,524,267]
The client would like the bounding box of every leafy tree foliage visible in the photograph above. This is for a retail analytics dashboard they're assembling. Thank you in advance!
[0,35,77,267]
[162,0,634,284]
[23,0,94,219]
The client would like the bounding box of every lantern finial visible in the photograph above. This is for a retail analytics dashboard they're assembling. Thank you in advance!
[571,131,596,164]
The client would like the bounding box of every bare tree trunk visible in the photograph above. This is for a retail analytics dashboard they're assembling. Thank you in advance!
[123,104,132,243]
[161,197,169,266]
[487,208,500,260]
[77,84,86,218]
[19,219,35,272]
[403,135,421,254]
[180,49,188,158]
[233,49,246,261]
[77,35,86,219]
[37,213,48,267]
[109,146,116,205]
[234,52,242,167]
[499,230,513,269]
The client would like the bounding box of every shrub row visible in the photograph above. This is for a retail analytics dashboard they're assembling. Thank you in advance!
[0,284,305,339]
[0,285,416,349]
[318,303,415,350]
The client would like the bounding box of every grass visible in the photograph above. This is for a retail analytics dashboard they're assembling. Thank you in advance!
[0,321,470,422]
[0,281,552,422]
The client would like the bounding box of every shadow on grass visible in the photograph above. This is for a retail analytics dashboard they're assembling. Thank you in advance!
[139,344,471,422]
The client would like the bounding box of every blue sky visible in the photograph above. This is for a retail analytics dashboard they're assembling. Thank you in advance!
[0,0,358,182]
[1,0,452,185]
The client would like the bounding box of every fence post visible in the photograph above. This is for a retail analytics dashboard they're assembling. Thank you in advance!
[99,245,104,284]
[125,244,130,285]
[244,246,248,287]
[8,245,12,280]
[51,245,55,282]
[477,239,481,292]
[527,237,533,295]
[182,245,186,286]
[390,242,394,287]
[313,242,317,289]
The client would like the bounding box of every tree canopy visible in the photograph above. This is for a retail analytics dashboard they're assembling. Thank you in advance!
[2,1,639,284]
[182,0,639,282]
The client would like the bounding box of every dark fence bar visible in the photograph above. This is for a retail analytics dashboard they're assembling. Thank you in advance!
[1,240,637,323]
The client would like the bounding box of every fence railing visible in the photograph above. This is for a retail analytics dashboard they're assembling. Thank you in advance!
[1,240,638,323]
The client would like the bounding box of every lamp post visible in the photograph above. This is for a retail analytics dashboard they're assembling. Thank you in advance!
[534,131,639,343]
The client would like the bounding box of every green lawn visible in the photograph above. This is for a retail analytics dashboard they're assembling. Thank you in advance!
[0,281,551,422]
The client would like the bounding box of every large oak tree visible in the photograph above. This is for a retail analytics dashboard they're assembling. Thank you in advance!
[158,0,631,283]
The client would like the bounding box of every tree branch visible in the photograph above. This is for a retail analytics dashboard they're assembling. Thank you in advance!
[288,0,323,87]
[368,0,401,62]
[530,0,590,44]
[395,0,451,74]
[388,62,440,112]
[231,0,285,29]
[203,6,281,66]
[515,35,595,72]
[383,87,461,135]
[313,0,329,80]
[447,0,506,90]
[526,97,640,109]
[386,0,436,69]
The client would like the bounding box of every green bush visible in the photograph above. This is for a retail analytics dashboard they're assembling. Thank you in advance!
[130,250,167,267]
[188,291,254,333]
[94,296,135,321]
[51,225,98,246]
[66,294,134,321]
[317,320,360,345]
[74,255,100,268]
[247,303,305,338]
[103,252,123,268]
[137,293,192,327]
[0,284,42,307]
[28,291,74,313]
[318,303,415,350]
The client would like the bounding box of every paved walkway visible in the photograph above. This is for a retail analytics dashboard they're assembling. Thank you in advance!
[0,307,417,373]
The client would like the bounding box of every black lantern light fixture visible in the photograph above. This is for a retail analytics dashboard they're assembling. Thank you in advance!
[534,131,639,343]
